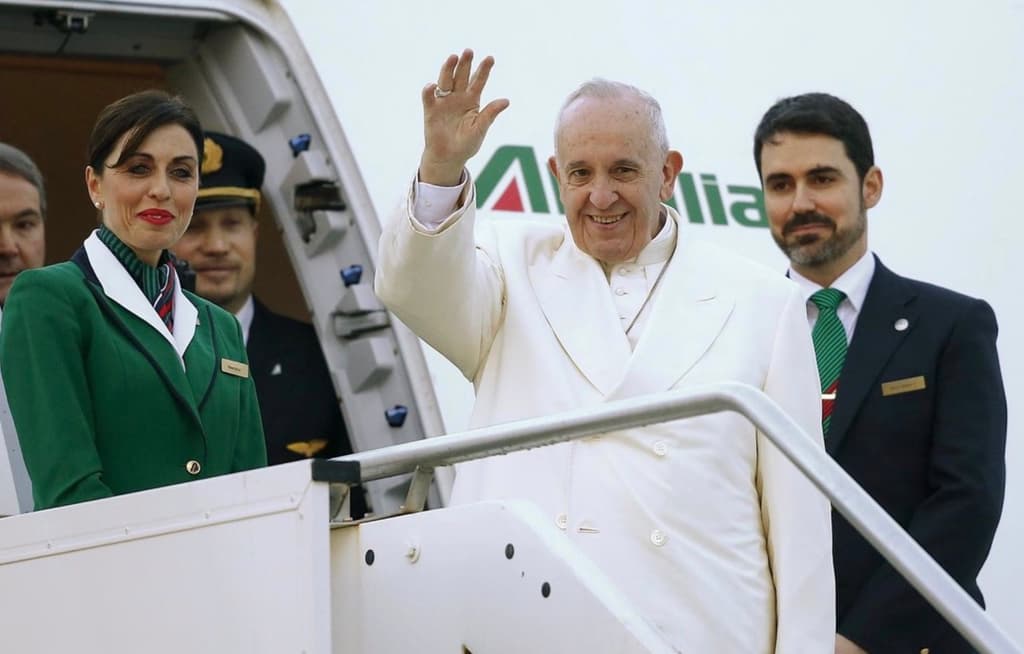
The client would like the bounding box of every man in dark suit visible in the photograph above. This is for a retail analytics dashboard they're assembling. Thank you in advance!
[173,132,356,468]
[753,93,1006,654]
[1,142,48,513]
[0,142,46,307]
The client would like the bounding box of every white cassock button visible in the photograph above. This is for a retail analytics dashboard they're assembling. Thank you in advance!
[894,318,909,331]
[556,513,568,530]
[614,287,627,296]
[650,529,667,547]
[652,441,668,457]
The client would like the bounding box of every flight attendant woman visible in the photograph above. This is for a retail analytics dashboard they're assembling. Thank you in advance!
[0,90,266,510]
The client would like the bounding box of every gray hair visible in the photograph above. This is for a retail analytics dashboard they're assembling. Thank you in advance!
[0,142,46,218]
[553,78,670,157]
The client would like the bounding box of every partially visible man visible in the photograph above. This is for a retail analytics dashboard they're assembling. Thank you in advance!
[173,132,355,468]
[0,143,46,307]
[375,49,834,651]
[0,142,46,514]
[754,93,1006,654]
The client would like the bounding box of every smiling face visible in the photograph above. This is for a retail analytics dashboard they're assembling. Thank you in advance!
[86,123,199,267]
[548,95,682,265]
[0,172,45,304]
[172,205,258,314]
[759,131,882,286]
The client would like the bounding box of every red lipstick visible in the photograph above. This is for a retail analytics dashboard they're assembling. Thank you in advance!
[138,209,174,225]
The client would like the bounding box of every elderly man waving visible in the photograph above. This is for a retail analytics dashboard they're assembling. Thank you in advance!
[375,50,834,652]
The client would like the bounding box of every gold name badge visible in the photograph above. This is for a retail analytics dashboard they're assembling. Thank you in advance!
[881,375,926,397]
[221,358,250,378]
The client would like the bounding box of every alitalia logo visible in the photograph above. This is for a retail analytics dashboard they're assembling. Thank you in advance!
[474,145,767,228]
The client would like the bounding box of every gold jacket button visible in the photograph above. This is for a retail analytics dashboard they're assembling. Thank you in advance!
[185,460,201,475]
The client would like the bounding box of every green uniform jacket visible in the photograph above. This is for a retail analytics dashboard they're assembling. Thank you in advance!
[0,244,267,510]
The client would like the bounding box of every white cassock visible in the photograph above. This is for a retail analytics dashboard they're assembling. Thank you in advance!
[376,177,835,653]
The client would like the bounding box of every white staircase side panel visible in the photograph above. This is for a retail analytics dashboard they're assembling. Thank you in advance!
[0,464,674,653]
[331,500,674,653]
[0,461,333,654]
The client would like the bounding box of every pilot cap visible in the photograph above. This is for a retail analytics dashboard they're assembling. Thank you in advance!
[197,131,266,213]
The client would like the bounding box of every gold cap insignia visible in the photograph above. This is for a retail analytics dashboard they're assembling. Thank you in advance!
[201,137,224,175]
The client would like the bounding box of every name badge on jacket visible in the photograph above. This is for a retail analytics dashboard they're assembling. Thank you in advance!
[221,358,250,378]
[881,375,926,396]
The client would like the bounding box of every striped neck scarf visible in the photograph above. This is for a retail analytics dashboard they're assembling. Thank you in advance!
[97,226,177,332]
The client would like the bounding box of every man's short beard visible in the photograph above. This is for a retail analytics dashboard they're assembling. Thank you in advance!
[773,210,865,267]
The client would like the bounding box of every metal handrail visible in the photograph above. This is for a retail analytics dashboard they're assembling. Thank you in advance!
[337,382,1020,653]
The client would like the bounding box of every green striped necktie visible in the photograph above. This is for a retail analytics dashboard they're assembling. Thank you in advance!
[811,288,848,436]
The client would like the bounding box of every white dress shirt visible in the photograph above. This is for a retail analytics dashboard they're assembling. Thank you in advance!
[789,250,875,341]
[605,217,674,349]
[234,294,255,345]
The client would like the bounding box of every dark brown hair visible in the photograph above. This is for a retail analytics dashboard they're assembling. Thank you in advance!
[753,92,874,183]
[87,90,203,174]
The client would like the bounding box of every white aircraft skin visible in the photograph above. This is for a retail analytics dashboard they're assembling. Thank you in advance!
[283,0,1024,641]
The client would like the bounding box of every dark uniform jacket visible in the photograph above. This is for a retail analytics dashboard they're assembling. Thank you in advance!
[0,234,266,510]
[246,299,352,465]
[832,257,1006,653]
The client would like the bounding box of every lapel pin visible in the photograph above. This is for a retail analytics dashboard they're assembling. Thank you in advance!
[894,318,909,332]
[270,363,283,376]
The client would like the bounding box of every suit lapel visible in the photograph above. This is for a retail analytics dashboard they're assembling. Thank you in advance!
[183,302,218,409]
[827,259,917,453]
[528,236,631,396]
[610,237,733,399]
[170,274,198,358]
[83,233,179,356]
[83,280,204,424]
[72,245,205,426]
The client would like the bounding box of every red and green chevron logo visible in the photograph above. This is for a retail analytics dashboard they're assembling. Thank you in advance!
[474,145,768,228]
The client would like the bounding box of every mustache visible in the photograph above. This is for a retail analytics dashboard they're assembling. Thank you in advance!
[783,212,835,236]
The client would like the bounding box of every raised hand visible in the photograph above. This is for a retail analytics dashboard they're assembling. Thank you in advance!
[418,49,510,186]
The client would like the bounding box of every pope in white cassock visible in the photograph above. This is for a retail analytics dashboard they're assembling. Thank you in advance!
[375,49,834,652]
